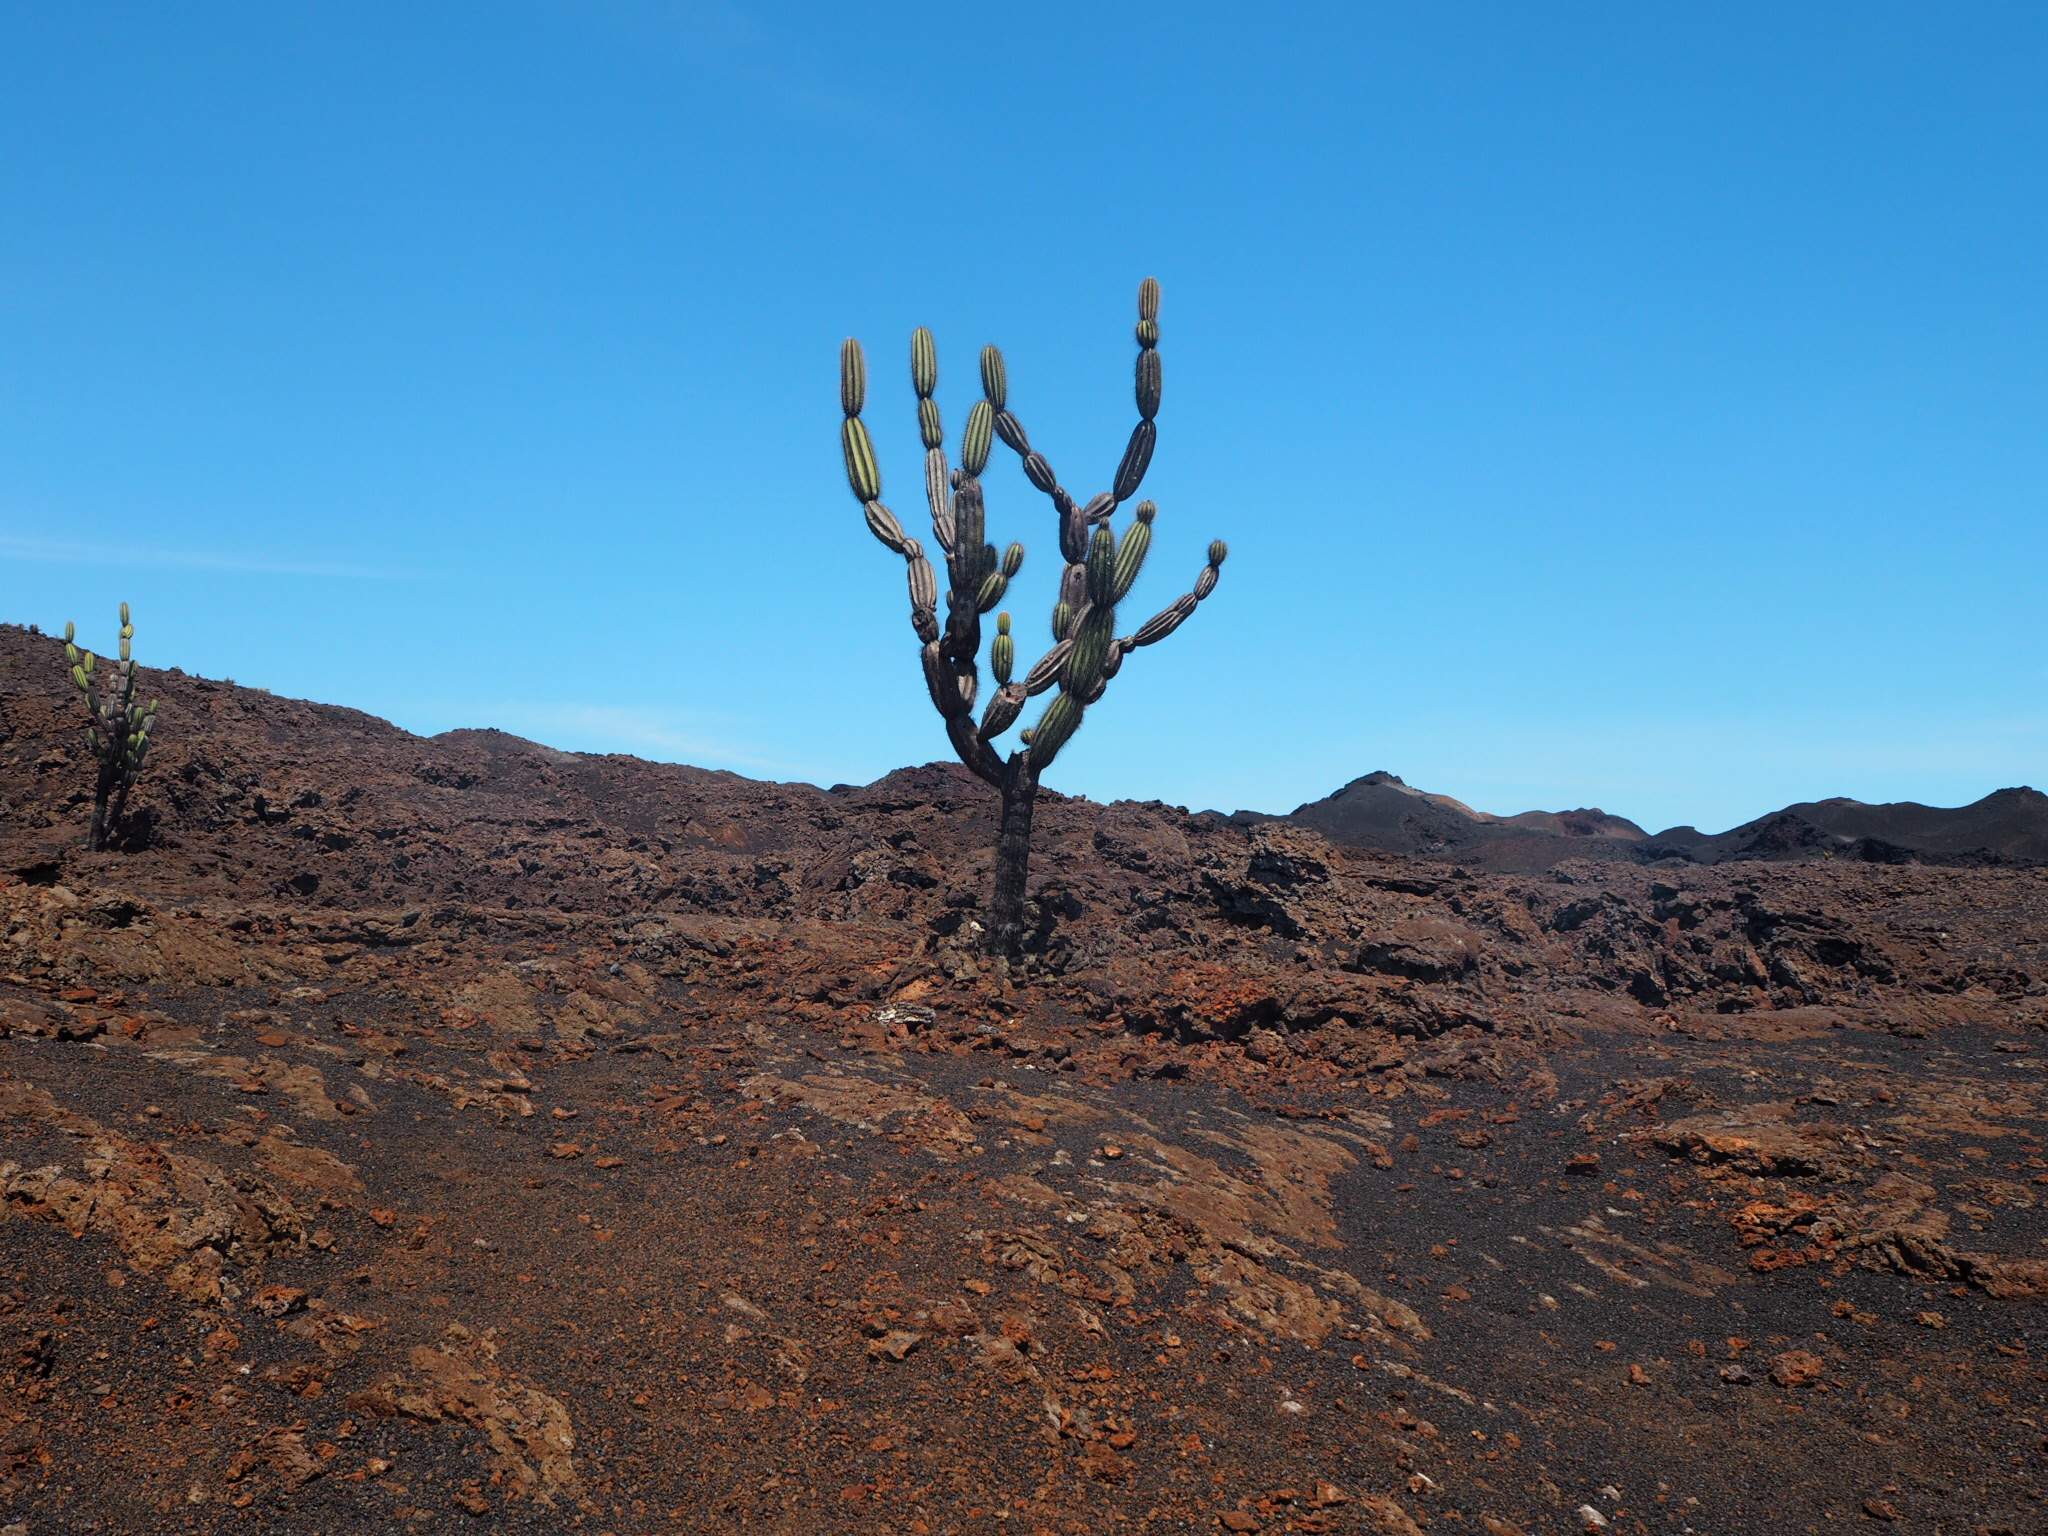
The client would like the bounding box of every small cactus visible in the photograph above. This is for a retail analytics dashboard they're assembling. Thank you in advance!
[64,605,160,852]
[838,279,1228,956]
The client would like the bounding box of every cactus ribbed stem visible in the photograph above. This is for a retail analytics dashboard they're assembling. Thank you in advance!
[865,501,911,555]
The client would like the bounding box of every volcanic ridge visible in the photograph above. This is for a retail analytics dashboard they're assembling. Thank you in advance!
[1236,770,2048,874]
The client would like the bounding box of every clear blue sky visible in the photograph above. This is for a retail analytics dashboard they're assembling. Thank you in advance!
[4,3,2046,835]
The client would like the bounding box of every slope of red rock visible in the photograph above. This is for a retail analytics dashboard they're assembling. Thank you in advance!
[0,623,2043,1536]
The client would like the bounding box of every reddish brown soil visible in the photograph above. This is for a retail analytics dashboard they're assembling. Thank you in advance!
[0,623,2043,1536]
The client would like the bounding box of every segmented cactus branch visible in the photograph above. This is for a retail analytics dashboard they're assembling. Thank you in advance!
[64,603,159,852]
[838,278,1228,954]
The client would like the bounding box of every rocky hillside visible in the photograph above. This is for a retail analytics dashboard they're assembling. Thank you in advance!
[0,622,2044,1536]
[1242,770,2048,873]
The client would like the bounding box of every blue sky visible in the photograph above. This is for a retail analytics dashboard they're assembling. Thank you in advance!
[4,2,2046,835]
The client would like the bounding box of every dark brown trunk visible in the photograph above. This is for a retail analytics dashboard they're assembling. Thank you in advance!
[985,753,1040,957]
[86,756,119,853]
[105,777,134,851]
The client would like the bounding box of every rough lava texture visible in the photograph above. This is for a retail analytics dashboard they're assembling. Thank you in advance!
[0,622,2043,1536]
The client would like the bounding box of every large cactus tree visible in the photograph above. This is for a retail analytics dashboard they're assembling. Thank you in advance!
[838,278,1227,957]
[64,603,159,853]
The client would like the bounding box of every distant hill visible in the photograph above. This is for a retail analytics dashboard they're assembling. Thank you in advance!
[1224,771,2048,871]
[1643,787,2048,867]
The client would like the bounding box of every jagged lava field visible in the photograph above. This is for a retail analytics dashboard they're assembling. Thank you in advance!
[0,623,2042,1536]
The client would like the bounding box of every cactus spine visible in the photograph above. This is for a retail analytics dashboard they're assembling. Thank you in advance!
[838,279,1228,957]
[64,604,160,853]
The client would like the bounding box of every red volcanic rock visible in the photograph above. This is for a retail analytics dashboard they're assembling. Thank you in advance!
[0,622,2044,1534]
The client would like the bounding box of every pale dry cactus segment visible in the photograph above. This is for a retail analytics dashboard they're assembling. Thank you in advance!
[837,279,1228,954]
[64,602,159,852]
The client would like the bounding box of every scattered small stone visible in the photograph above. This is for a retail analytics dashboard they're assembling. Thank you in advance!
[1770,1349,1824,1388]
[1862,1497,1900,1521]
[1719,1364,1752,1385]
[546,1143,583,1160]
[867,1329,923,1361]
[1566,1153,1600,1176]
[249,1285,308,1319]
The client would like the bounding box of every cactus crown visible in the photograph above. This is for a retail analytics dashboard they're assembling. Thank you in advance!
[838,278,1228,781]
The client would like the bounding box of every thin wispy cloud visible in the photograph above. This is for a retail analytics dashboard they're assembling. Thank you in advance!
[0,534,411,581]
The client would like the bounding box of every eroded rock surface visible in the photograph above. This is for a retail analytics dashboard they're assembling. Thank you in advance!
[0,624,2043,1533]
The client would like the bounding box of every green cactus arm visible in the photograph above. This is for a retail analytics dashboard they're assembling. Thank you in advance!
[911,329,955,552]
[980,681,1026,738]
[1126,594,1197,648]
[841,338,867,417]
[961,401,994,477]
[1110,505,1154,604]
[864,501,912,555]
[1021,639,1073,696]
[974,344,1076,519]
[841,417,881,503]
[1119,539,1225,650]
[1084,526,1117,605]
[1060,605,1116,694]
[990,613,1015,685]
[1024,688,1084,769]
[925,450,956,552]
[907,552,939,616]
[1112,420,1155,503]
[982,277,1163,527]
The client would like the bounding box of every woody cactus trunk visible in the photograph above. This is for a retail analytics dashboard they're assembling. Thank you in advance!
[838,279,1227,957]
